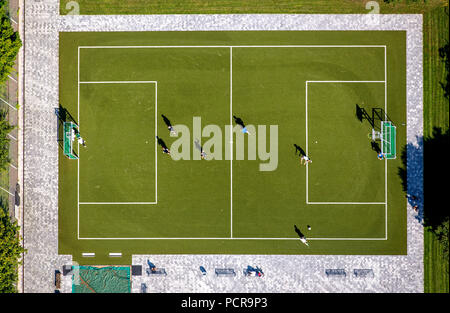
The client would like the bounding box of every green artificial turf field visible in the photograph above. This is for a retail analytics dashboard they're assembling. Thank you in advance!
[59,31,407,265]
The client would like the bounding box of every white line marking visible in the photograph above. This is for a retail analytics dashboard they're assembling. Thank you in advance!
[230,46,233,238]
[77,46,80,240]
[307,202,386,205]
[305,81,309,203]
[10,17,18,25]
[109,252,122,257]
[7,75,17,82]
[80,202,157,205]
[306,80,385,83]
[0,97,17,110]
[79,45,387,49]
[155,82,158,204]
[79,237,386,240]
[9,163,18,170]
[82,253,95,257]
[384,46,388,240]
[75,45,390,242]
[0,186,14,196]
[79,81,157,84]
[8,133,17,141]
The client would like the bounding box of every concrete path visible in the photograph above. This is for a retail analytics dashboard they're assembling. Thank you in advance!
[22,1,423,293]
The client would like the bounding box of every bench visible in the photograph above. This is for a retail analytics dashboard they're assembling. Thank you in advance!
[55,270,61,289]
[353,269,374,278]
[132,265,142,276]
[215,268,236,277]
[325,269,346,277]
[146,268,167,276]
[62,265,73,276]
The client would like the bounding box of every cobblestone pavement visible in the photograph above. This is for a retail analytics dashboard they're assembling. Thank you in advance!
[23,1,423,293]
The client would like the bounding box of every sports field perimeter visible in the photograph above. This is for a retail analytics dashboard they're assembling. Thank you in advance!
[58,31,407,265]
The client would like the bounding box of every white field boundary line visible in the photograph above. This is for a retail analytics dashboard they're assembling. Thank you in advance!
[230,47,233,238]
[79,45,387,49]
[79,237,386,240]
[384,46,388,239]
[308,202,386,205]
[77,45,388,241]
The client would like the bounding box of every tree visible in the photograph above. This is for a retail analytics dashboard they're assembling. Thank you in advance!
[0,0,22,84]
[435,218,449,259]
[0,197,26,293]
[0,110,13,171]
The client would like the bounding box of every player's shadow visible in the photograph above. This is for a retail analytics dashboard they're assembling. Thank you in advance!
[294,225,305,238]
[156,136,168,149]
[371,141,381,154]
[161,114,173,128]
[194,139,202,152]
[233,115,246,128]
[293,144,306,156]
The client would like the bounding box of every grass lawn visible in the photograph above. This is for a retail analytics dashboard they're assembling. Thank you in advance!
[60,0,447,15]
[423,6,449,294]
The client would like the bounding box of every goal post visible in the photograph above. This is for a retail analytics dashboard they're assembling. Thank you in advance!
[63,121,78,159]
[369,121,396,159]
[381,121,396,159]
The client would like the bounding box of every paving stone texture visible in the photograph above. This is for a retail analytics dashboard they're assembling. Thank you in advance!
[23,0,423,292]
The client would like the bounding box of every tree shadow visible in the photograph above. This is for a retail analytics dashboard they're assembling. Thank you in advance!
[439,42,449,99]
[423,128,449,231]
[398,127,449,228]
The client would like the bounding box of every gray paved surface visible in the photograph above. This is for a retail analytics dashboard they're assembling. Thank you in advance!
[22,2,423,293]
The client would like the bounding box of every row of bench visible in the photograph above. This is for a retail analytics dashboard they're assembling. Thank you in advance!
[136,262,264,278]
[142,267,258,277]
[325,269,374,278]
